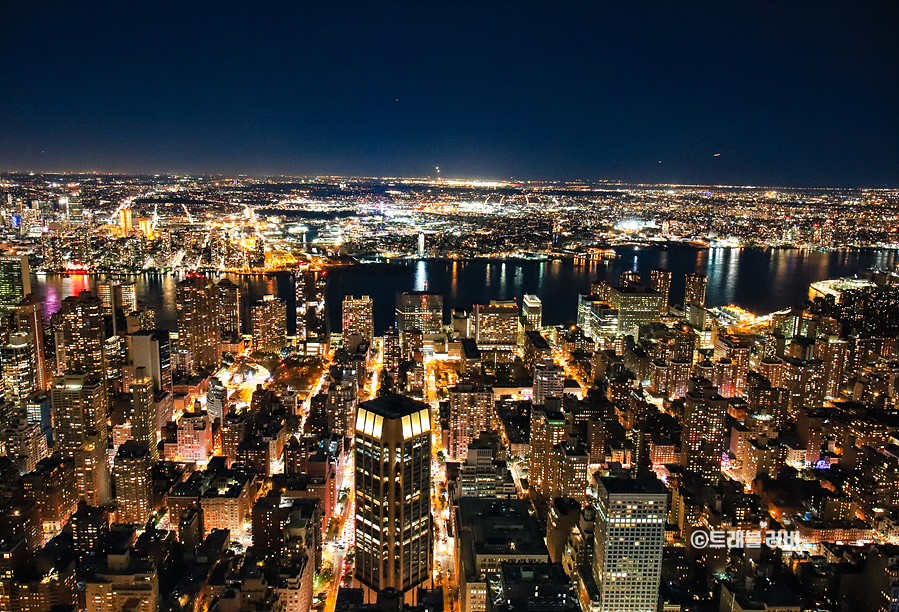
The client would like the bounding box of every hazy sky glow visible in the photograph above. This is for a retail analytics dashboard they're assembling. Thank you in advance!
[1,1,897,186]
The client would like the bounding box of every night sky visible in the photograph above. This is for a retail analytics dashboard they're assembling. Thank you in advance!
[1,1,897,187]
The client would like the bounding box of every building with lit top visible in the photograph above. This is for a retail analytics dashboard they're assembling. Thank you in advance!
[522,294,543,328]
[354,394,432,603]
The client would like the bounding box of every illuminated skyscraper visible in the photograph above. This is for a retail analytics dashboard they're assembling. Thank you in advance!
[608,284,664,336]
[97,280,137,316]
[473,300,518,364]
[206,376,228,424]
[448,384,494,461]
[296,270,329,354]
[114,440,153,525]
[343,295,374,345]
[649,268,672,315]
[681,378,727,485]
[15,294,49,391]
[176,276,221,371]
[51,373,109,458]
[395,291,443,334]
[251,294,287,352]
[131,330,172,394]
[130,367,159,462]
[56,291,107,378]
[75,430,111,506]
[529,405,569,499]
[594,477,667,612]
[218,278,241,336]
[354,395,432,600]
[118,205,133,235]
[0,255,31,309]
[1,333,36,406]
[713,334,751,397]
[684,272,707,307]
[522,294,543,329]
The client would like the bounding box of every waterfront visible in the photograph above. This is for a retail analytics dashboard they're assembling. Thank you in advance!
[30,246,899,335]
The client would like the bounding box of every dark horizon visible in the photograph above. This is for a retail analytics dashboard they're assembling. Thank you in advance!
[2,1,897,188]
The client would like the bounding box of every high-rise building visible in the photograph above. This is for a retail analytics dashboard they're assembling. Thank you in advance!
[64,194,83,225]
[0,255,31,309]
[75,430,111,507]
[114,440,153,525]
[15,294,49,391]
[594,477,667,612]
[649,268,672,315]
[396,291,443,334]
[522,294,543,329]
[176,276,221,371]
[206,376,228,424]
[51,373,109,458]
[684,273,708,307]
[354,395,432,599]
[608,284,665,336]
[55,291,107,377]
[97,281,137,317]
[533,364,565,404]
[131,330,172,394]
[1,333,36,405]
[218,278,241,336]
[251,294,287,352]
[118,205,133,235]
[713,334,751,397]
[326,379,356,438]
[473,300,519,365]
[529,404,569,499]
[448,384,494,461]
[24,456,78,539]
[296,270,329,354]
[129,367,158,462]
[343,295,374,345]
[681,378,728,484]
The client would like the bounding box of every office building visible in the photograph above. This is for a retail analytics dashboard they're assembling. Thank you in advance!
[713,334,751,397]
[176,276,222,371]
[296,270,329,353]
[131,330,172,394]
[529,405,569,499]
[55,291,107,378]
[684,273,707,307]
[459,436,517,498]
[681,379,728,484]
[218,278,241,336]
[0,255,30,309]
[206,376,228,423]
[533,364,565,404]
[608,284,665,336]
[448,384,494,461]
[51,373,109,457]
[354,395,432,600]
[130,368,159,462]
[473,300,519,363]
[114,440,153,525]
[649,268,672,315]
[456,497,550,612]
[343,295,374,345]
[15,294,49,391]
[97,280,137,316]
[1,334,36,405]
[594,477,667,612]
[522,294,543,329]
[251,294,287,352]
[23,456,78,539]
[75,430,111,507]
[396,291,443,334]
